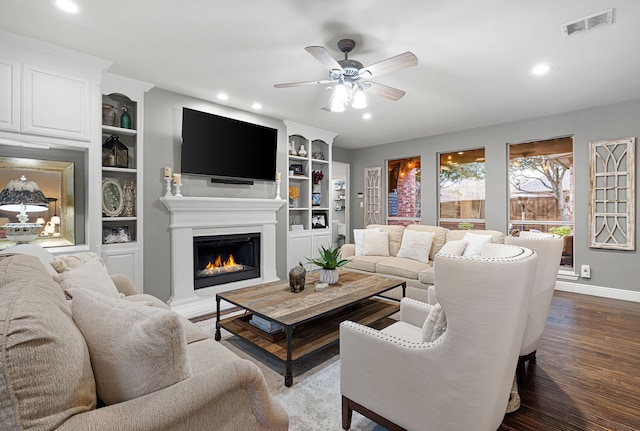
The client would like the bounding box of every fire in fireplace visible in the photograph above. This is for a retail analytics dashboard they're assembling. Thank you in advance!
[193,233,260,289]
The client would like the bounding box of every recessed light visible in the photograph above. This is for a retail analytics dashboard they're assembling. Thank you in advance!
[54,0,79,13]
[362,113,372,120]
[531,63,552,76]
[251,102,262,110]
[216,93,229,101]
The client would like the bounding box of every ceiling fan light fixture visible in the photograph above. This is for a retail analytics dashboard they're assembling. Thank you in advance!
[351,89,367,109]
[329,83,348,112]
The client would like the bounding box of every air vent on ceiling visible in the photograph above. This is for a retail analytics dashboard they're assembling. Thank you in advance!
[562,8,615,37]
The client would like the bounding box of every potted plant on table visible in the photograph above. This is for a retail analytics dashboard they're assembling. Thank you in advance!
[306,245,350,285]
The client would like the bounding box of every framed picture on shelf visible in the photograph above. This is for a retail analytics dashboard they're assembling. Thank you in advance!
[290,164,304,175]
[312,214,327,229]
[102,226,131,244]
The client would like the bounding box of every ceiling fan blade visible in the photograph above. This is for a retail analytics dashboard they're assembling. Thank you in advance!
[364,82,406,101]
[274,79,336,88]
[305,46,344,73]
[359,51,418,79]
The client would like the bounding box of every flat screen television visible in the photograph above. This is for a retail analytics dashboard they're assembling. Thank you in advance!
[181,108,278,183]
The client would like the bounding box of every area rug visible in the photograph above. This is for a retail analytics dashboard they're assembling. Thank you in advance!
[194,317,389,431]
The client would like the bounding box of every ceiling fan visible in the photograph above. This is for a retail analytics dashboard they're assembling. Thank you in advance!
[274,39,418,111]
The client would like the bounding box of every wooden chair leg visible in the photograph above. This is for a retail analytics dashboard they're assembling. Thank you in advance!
[517,350,538,385]
[342,395,353,430]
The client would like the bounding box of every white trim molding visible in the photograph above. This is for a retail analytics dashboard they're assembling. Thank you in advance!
[556,280,640,303]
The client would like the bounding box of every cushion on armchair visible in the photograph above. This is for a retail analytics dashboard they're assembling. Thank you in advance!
[421,303,447,342]
[69,288,193,405]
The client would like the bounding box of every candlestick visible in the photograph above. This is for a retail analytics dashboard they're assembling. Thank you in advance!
[172,173,182,185]
[173,183,183,197]
[163,166,172,178]
[164,177,173,197]
[275,171,281,181]
[275,179,282,200]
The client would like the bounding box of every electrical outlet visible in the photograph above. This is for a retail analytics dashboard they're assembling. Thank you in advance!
[359,201,364,208]
[580,264,591,279]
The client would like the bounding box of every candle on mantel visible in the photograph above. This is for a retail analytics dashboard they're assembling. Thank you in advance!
[275,172,281,181]
[172,173,182,185]
[163,166,172,178]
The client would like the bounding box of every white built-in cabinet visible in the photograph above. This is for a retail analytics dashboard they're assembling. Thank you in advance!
[284,120,336,271]
[22,66,91,141]
[99,73,153,290]
[0,58,19,132]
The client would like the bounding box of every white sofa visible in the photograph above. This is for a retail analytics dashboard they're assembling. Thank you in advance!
[0,245,289,431]
[341,224,505,301]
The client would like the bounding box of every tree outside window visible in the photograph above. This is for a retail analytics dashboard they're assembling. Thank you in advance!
[387,157,420,226]
[438,149,486,230]
[508,137,574,269]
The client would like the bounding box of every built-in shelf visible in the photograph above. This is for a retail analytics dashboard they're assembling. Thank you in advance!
[102,216,138,221]
[102,125,137,136]
[102,166,137,173]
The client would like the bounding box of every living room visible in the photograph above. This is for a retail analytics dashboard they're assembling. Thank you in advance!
[1,1,640,430]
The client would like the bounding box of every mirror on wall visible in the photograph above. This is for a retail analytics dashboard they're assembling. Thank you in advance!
[0,157,75,249]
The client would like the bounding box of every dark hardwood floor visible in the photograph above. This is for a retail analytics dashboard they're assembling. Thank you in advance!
[500,290,640,430]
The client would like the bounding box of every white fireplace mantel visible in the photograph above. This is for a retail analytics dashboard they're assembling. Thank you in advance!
[160,196,285,317]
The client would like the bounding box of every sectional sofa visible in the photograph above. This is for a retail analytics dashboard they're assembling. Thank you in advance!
[341,224,505,301]
[0,245,288,431]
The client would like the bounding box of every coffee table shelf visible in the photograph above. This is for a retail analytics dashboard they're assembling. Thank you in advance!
[215,272,405,386]
[219,298,398,362]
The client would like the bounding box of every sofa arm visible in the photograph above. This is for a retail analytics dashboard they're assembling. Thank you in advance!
[341,243,355,258]
[400,298,432,328]
[110,273,139,296]
[58,359,288,431]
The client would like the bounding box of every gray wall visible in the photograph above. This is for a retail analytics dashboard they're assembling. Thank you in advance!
[347,98,640,293]
[143,88,288,301]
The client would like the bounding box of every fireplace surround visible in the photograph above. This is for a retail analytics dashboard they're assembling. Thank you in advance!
[160,196,285,317]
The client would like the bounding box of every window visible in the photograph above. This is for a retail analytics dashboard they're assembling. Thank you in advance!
[387,157,420,226]
[508,137,574,269]
[438,149,486,230]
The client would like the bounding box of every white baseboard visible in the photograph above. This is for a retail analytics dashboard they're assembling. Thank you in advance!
[555,280,640,303]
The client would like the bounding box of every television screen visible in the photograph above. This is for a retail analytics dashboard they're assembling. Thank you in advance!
[181,108,278,182]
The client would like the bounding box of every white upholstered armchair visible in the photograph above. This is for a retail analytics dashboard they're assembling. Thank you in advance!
[505,233,563,379]
[340,244,537,431]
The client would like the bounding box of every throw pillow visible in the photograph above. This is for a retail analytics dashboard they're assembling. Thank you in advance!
[354,228,380,256]
[396,230,435,263]
[362,230,390,256]
[50,251,103,273]
[53,259,122,298]
[437,240,468,256]
[462,232,493,257]
[69,289,193,405]
[421,303,447,342]
[0,244,57,276]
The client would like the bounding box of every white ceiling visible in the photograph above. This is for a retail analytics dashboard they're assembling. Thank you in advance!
[2,0,640,149]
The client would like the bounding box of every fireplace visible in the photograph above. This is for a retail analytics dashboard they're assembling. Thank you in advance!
[160,196,285,318]
[194,233,261,289]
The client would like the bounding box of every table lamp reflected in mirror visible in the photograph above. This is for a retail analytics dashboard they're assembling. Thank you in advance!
[0,175,49,244]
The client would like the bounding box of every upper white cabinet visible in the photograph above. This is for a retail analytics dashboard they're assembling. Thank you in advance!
[0,58,19,132]
[21,65,90,141]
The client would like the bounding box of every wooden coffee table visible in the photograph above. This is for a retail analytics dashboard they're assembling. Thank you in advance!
[215,271,405,386]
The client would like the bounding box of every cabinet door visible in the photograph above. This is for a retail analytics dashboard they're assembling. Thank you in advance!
[102,246,143,292]
[311,233,332,259]
[0,58,19,132]
[22,66,90,141]
[288,234,311,271]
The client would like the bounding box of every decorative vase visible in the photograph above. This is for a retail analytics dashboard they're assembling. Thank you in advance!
[289,197,298,208]
[312,183,321,206]
[120,106,132,129]
[319,268,339,285]
[102,104,116,126]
